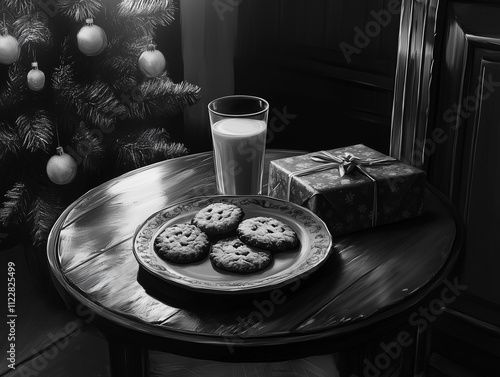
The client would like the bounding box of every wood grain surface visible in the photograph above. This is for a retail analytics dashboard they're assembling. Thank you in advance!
[47,150,462,361]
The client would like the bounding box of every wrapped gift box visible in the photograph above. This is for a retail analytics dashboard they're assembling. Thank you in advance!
[268,144,425,236]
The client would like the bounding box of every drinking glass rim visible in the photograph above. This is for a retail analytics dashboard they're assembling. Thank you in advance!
[208,95,269,117]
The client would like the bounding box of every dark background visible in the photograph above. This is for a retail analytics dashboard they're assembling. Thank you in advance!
[233,0,400,155]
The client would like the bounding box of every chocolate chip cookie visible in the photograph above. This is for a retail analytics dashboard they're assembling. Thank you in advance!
[154,223,210,264]
[210,237,272,273]
[237,216,299,251]
[191,202,244,236]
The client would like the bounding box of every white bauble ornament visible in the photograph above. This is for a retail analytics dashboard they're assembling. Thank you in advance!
[0,31,20,65]
[27,62,45,91]
[138,44,166,78]
[46,147,78,185]
[76,18,107,56]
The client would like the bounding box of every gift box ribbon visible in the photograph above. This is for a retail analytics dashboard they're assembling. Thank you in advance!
[285,151,397,227]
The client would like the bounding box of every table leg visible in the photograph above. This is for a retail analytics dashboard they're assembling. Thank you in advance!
[108,339,148,377]
[413,322,432,377]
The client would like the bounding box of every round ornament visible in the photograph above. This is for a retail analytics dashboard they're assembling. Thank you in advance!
[76,18,107,56]
[138,44,166,78]
[27,62,45,91]
[0,30,20,65]
[46,146,78,185]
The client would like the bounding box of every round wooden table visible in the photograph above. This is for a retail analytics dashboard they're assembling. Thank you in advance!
[47,150,463,377]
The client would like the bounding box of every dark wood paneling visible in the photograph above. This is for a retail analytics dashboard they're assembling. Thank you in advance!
[235,0,400,154]
[428,2,500,309]
[429,353,484,377]
[459,58,500,304]
[423,2,500,374]
[390,1,500,373]
[429,307,500,376]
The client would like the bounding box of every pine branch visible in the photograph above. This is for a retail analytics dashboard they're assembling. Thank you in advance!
[115,0,176,38]
[0,121,21,161]
[80,80,128,120]
[140,128,188,158]
[58,0,104,22]
[103,52,138,92]
[51,60,71,91]
[117,0,176,27]
[0,182,30,227]
[53,62,127,130]
[55,34,135,92]
[114,128,187,171]
[1,65,30,109]
[70,121,107,174]
[114,134,156,170]
[53,38,127,123]
[166,142,189,158]
[127,77,201,120]
[102,36,150,92]
[4,0,36,17]
[15,110,56,153]
[13,11,52,47]
[28,186,67,246]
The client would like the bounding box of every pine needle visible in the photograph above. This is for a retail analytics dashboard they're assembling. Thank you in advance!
[53,62,127,130]
[4,0,36,17]
[166,141,189,158]
[13,12,52,47]
[99,36,151,92]
[2,65,30,108]
[127,77,201,119]
[0,121,21,160]
[117,0,176,27]
[15,111,56,153]
[0,183,30,227]
[81,80,128,118]
[114,127,187,171]
[28,186,67,246]
[58,0,104,22]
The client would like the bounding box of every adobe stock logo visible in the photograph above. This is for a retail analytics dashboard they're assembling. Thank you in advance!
[222,272,310,354]
[349,277,467,377]
[340,0,401,63]
[12,304,95,375]
[2,0,59,25]
[213,0,243,21]
[37,0,59,17]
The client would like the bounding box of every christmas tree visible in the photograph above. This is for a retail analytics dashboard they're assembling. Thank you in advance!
[0,0,201,249]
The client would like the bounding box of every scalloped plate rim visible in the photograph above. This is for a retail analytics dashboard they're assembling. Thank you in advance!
[133,195,333,294]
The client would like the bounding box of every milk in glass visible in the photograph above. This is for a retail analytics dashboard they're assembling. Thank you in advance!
[211,118,267,195]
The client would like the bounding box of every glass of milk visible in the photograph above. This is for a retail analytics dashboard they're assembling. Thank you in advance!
[208,95,269,195]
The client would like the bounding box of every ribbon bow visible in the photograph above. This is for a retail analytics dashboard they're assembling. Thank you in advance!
[309,151,397,177]
[279,150,398,229]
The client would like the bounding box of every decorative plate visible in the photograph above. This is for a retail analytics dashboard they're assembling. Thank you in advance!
[133,195,333,295]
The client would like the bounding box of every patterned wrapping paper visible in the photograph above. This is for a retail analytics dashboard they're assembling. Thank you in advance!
[268,144,426,237]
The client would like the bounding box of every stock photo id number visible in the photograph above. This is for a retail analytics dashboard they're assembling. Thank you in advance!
[6,261,16,370]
